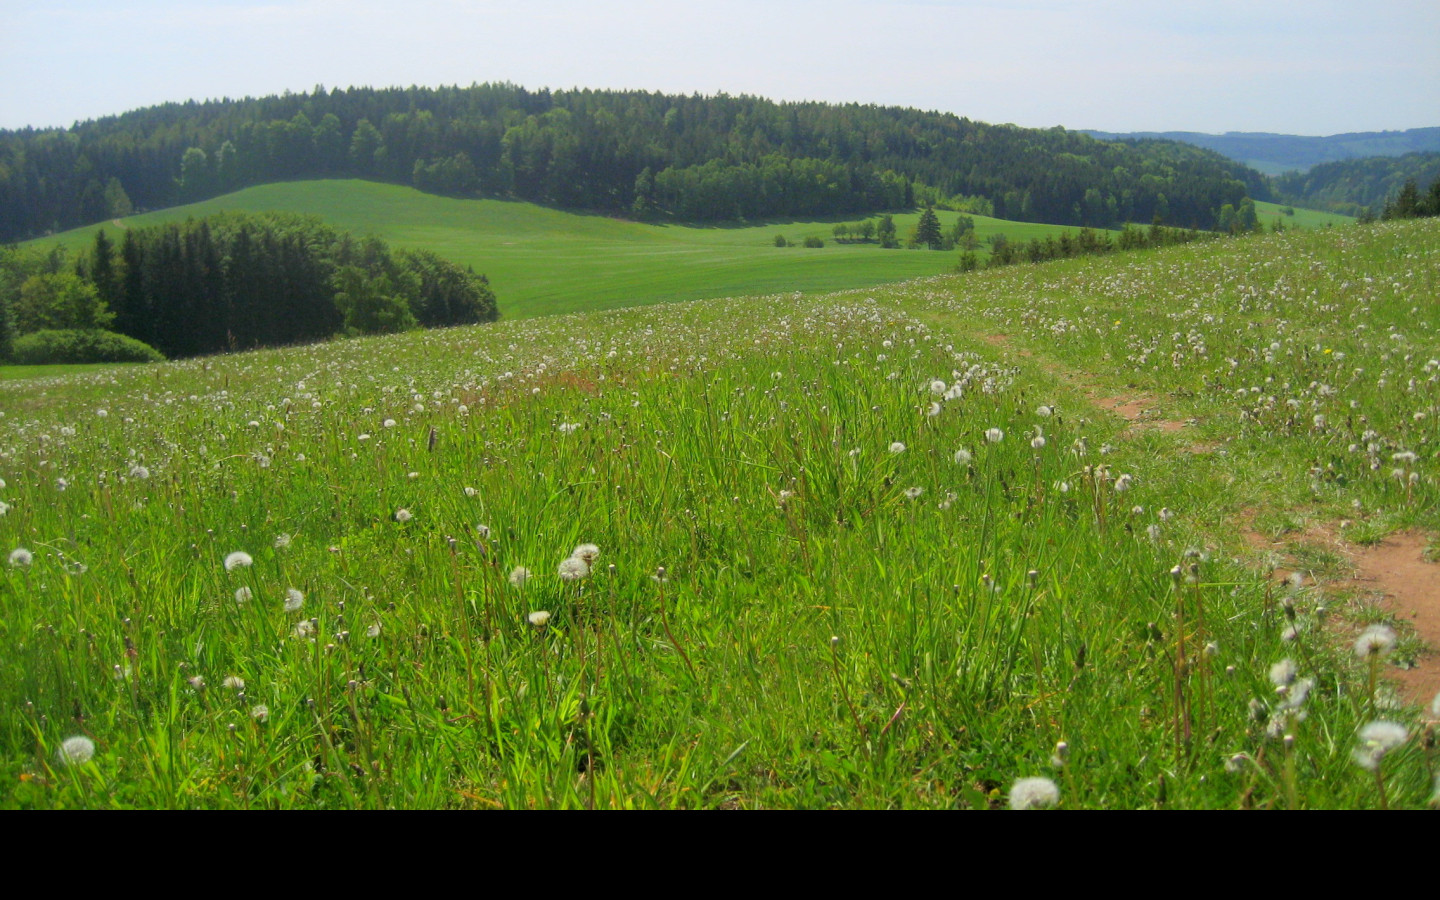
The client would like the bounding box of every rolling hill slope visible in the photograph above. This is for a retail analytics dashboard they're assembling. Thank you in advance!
[33,180,1098,319]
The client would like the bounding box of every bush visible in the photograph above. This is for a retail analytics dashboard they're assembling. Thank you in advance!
[773,234,789,247]
[802,236,824,248]
[12,329,166,365]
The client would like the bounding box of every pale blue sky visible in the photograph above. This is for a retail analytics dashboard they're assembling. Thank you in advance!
[2,0,1436,134]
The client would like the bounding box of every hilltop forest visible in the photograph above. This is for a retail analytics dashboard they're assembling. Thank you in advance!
[0,84,1265,242]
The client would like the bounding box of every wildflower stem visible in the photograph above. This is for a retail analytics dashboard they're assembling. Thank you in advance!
[656,577,698,683]
[828,639,870,752]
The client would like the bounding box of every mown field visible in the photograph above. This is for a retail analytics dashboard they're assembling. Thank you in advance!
[2,219,1434,809]
[28,180,1318,321]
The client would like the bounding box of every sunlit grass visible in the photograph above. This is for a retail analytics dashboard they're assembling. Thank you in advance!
[2,218,1436,808]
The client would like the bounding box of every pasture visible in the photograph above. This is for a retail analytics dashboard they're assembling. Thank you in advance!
[32,180,1121,319]
[2,218,1435,808]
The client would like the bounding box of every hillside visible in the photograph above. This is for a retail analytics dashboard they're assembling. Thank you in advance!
[30,180,1107,319]
[2,218,1436,808]
[1085,127,1440,176]
[0,84,1261,242]
[1272,153,1440,217]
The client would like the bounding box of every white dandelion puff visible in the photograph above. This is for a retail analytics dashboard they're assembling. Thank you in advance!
[904,486,924,500]
[558,557,590,581]
[527,610,552,627]
[1269,658,1297,688]
[1353,624,1397,659]
[56,735,95,766]
[8,547,32,568]
[954,448,972,465]
[572,543,600,564]
[284,589,304,613]
[889,441,907,454]
[223,676,246,691]
[508,566,532,588]
[985,428,1004,444]
[1009,776,1060,810]
[234,586,252,604]
[251,705,270,723]
[224,551,253,572]
[1352,720,1408,771]
[394,508,412,523]
[273,533,292,550]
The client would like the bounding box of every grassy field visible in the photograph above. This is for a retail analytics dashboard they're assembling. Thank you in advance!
[27,180,1309,321]
[1254,200,1355,231]
[31,181,1058,320]
[2,218,1435,808]
[0,363,140,382]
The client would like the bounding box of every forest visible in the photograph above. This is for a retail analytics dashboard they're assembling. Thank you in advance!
[0,84,1263,241]
[0,212,498,362]
[1273,152,1440,217]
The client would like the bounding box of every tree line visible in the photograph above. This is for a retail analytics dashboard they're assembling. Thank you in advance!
[0,212,497,363]
[1274,152,1440,217]
[0,84,1259,241]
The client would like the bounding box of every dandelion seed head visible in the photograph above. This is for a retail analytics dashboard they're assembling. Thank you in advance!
[8,547,32,568]
[273,533,292,550]
[572,543,600,564]
[558,557,590,581]
[527,610,552,627]
[223,676,246,690]
[1354,624,1397,659]
[394,508,412,523]
[1352,720,1408,771]
[251,704,270,723]
[1009,776,1060,810]
[508,566,531,587]
[1269,658,1297,688]
[904,486,924,500]
[56,736,95,766]
[284,589,304,613]
[234,586,252,604]
[889,441,907,454]
[224,551,253,572]
[954,448,972,465]
[985,428,1004,444]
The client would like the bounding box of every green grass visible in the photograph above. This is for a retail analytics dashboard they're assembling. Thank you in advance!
[34,180,1100,320]
[1254,200,1355,230]
[0,363,139,382]
[4,216,1435,809]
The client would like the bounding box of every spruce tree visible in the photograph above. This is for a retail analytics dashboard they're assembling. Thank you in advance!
[916,206,943,249]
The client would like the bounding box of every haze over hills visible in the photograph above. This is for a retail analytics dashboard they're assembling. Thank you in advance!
[1082,127,1440,176]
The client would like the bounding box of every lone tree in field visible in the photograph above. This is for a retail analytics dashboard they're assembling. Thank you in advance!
[916,206,943,249]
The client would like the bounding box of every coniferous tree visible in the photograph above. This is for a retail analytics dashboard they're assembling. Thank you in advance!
[916,206,943,249]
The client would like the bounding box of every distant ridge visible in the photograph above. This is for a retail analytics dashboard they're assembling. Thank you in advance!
[1083,127,1440,175]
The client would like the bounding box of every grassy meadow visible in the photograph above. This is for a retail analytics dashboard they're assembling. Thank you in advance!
[33,180,1119,319]
[2,218,1436,809]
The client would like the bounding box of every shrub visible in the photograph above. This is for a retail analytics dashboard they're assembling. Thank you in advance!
[773,234,789,247]
[12,329,166,365]
[802,236,824,248]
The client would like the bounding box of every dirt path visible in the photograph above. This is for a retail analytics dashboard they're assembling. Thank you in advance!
[1249,526,1440,707]
[968,322,1439,709]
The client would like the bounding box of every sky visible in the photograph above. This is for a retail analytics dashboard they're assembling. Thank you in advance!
[2,0,1437,135]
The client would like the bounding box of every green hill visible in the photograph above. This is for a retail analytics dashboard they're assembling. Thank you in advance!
[33,180,1098,319]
